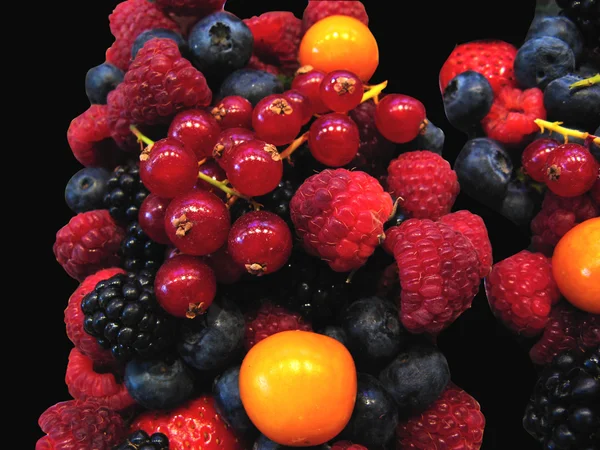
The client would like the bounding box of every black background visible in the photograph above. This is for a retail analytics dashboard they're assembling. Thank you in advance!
[33,0,544,448]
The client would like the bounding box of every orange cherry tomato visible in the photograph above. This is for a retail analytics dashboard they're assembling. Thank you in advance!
[552,217,600,313]
[298,15,379,82]
[239,330,357,446]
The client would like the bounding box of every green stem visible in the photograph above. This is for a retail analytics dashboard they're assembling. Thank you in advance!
[130,125,155,146]
[569,73,600,90]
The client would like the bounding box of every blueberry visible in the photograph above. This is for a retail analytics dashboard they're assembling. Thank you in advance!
[378,339,451,419]
[188,11,253,80]
[65,167,111,213]
[544,74,600,132]
[578,63,599,78]
[318,326,347,345]
[85,63,124,105]
[217,69,284,106]
[253,434,330,450]
[443,71,494,132]
[525,16,584,60]
[454,138,514,207]
[514,37,575,90]
[339,373,399,448]
[178,296,245,372]
[132,29,188,60]
[212,365,257,438]
[498,180,542,228]
[123,357,195,410]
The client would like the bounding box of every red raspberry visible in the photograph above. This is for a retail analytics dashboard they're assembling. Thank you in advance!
[36,399,126,450]
[290,169,394,272]
[244,12,302,75]
[531,190,599,256]
[386,151,460,220]
[391,219,481,334]
[439,40,518,96]
[246,54,282,76]
[53,210,126,281]
[65,348,135,411]
[64,267,125,364]
[302,1,369,33]
[530,302,600,365]
[331,441,368,450]
[484,250,561,337]
[382,225,402,255]
[107,0,179,71]
[106,85,139,151]
[481,86,546,146]
[154,0,226,17]
[396,383,485,450]
[244,302,312,350]
[67,105,123,169]
[438,210,493,278]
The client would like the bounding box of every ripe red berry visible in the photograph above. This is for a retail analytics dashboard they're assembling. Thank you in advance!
[138,194,171,245]
[139,137,198,199]
[252,95,303,146]
[164,190,230,256]
[522,138,561,183]
[204,246,246,284]
[213,127,255,168]
[375,94,427,143]
[544,143,599,197]
[228,210,292,275]
[319,70,364,113]
[194,159,227,199]
[291,66,329,114]
[308,113,360,167]
[155,254,217,318]
[168,109,221,160]
[211,96,253,130]
[282,89,313,125]
[225,139,283,197]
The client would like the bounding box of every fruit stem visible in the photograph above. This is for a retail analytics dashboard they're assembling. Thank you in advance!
[361,80,388,104]
[534,119,600,145]
[130,125,155,146]
[197,171,262,210]
[569,73,600,90]
[198,158,207,167]
[280,131,310,160]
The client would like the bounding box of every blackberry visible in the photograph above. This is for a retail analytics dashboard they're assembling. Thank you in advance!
[114,430,169,450]
[556,0,600,49]
[120,222,166,273]
[104,162,149,224]
[81,270,177,361]
[523,346,600,449]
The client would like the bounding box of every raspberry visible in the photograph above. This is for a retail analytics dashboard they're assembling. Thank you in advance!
[531,190,599,256]
[331,441,368,450]
[106,39,133,73]
[64,267,125,364]
[484,250,561,337]
[154,0,226,17]
[36,399,126,450]
[244,302,312,350]
[395,383,485,450]
[106,86,140,151]
[290,169,394,272]
[302,1,369,33]
[65,348,135,411]
[438,210,493,278]
[382,225,402,255]
[481,86,546,145]
[391,219,481,334]
[53,210,126,281]
[529,301,600,365]
[244,12,302,74]
[246,54,282,76]
[67,105,123,169]
[386,151,460,220]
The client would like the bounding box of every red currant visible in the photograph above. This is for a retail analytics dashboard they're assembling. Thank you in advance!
[522,138,560,182]
[138,194,171,245]
[319,70,364,113]
[194,160,227,199]
[155,254,216,318]
[252,95,303,146]
[210,96,253,130]
[168,109,220,160]
[204,246,245,284]
[225,139,283,197]
[375,94,427,143]
[164,190,230,256]
[291,66,330,114]
[283,89,313,125]
[544,143,599,197]
[139,137,198,199]
[308,113,360,167]
[228,210,292,276]
[213,127,255,168]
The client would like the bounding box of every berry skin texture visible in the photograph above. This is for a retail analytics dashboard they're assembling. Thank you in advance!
[544,74,600,133]
[212,365,256,437]
[85,63,124,105]
[213,127,256,168]
[514,37,575,90]
[439,40,518,96]
[114,430,170,450]
[320,70,364,113]
[168,109,220,160]
[290,169,394,272]
[139,194,171,245]
[154,0,226,17]
[331,441,367,450]
[36,399,126,450]
[442,70,494,132]
[211,96,253,130]
[387,151,460,220]
[131,395,244,450]
[65,167,112,214]
[391,219,481,335]
[291,67,330,114]
[131,28,188,61]
[252,95,303,146]
[302,1,369,32]
[54,210,126,281]
[217,69,284,107]
[484,250,561,337]
[244,302,312,350]
[308,113,360,167]
[225,140,283,197]
[481,86,546,146]
[375,94,427,144]
[525,15,584,61]
[522,138,560,183]
[396,383,485,450]
[283,89,313,125]
[544,143,599,198]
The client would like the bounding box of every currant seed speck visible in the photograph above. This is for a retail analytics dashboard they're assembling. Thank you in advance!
[320,70,364,113]
[213,127,255,168]
[282,89,313,125]
[252,95,303,146]
[211,95,254,130]
[522,138,561,183]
